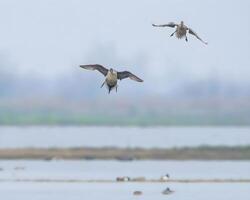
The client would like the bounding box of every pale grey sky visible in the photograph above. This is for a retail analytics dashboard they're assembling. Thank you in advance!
[0,0,250,95]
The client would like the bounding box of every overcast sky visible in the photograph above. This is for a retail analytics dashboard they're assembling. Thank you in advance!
[0,0,250,94]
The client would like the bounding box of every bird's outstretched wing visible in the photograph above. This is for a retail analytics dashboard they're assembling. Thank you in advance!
[117,71,143,82]
[188,28,208,45]
[152,22,177,28]
[79,64,108,76]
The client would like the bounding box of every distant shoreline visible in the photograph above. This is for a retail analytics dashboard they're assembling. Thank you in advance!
[1,146,250,160]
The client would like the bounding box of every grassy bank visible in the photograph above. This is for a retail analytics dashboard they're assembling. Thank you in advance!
[1,146,250,160]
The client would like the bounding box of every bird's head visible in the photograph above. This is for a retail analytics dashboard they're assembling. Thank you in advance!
[110,68,114,73]
[180,21,184,26]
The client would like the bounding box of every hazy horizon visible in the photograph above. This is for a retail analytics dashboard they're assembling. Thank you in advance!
[0,0,250,125]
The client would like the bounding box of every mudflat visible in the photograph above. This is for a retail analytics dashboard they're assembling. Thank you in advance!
[0,146,250,160]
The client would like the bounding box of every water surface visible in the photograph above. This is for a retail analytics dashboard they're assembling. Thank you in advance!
[1,182,249,200]
[1,160,249,200]
[1,126,250,148]
[1,160,250,180]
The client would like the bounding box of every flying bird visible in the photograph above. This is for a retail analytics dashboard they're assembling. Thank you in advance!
[152,21,208,45]
[79,64,143,93]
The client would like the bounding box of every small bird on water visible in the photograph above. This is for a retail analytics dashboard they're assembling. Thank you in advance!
[160,174,170,181]
[162,187,174,195]
[152,21,208,45]
[79,64,143,93]
[116,176,130,182]
[133,191,143,196]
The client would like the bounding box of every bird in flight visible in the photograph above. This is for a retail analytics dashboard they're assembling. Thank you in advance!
[79,64,143,93]
[152,21,208,45]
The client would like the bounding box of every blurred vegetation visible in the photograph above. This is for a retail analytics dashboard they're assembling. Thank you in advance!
[0,110,250,126]
[1,63,250,126]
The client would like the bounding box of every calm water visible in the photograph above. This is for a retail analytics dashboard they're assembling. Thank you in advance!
[1,160,250,180]
[1,182,250,200]
[0,126,250,148]
[0,160,250,200]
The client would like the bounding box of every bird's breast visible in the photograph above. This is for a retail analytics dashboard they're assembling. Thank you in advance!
[106,72,117,86]
[176,27,187,38]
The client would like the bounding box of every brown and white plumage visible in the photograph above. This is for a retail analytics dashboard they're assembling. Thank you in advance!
[152,21,208,45]
[80,64,108,76]
[188,28,208,45]
[79,64,143,94]
[117,71,143,82]
[152,22,177,28]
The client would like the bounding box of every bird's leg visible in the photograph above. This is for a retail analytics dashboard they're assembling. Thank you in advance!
[116,85,118,93]
[170,30,176,37]
[101,81,106,88]
[185,36,188,42]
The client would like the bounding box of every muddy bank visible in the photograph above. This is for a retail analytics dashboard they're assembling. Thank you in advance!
[0,146,250,160]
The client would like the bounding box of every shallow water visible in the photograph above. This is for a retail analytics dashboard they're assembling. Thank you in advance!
[0,160,250,200]
[1,160,250,180]
[1,182,250,200]
[1,126,250,148]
